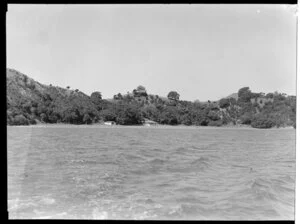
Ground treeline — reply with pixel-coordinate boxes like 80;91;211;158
6;69;296;129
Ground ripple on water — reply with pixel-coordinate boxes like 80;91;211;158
174;186;203;193
245;178;278;202
149;158;167;165
8;126;295;219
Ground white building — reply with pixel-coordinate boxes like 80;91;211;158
143;119;158;126
104;121;116;125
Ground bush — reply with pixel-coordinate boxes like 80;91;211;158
48;114;58;123
238;87;252;103
83;114;92;124
12;115;29;125
158;106;179;125
208;120;223;127
240;112;253;124
167;91;180;101
207;111;220;121
251;114;276;129
115;104;143;125
29;118;37;125
219;98;230;108
100;109;117;122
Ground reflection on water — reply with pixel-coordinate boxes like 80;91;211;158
7;126;295;220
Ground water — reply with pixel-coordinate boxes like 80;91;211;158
7;125;295;220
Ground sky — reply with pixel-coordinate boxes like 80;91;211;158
7;4;297;101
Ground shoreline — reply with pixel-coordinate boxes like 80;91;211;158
7;123;295;130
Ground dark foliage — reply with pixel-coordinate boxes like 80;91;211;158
7;69;296;128
167;91;180;101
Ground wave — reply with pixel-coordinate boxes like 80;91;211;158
39;197;56;205
280;175;295;183
149;158;167;165
178;203;208;218
64;159;99;165
92;208;109;219
176;196;207;204
174;186;202;193
128;140;143;146
124;154;145;161
173;147;188;155
165;156;212;173
130;169;149;175
190;156;211;169
249;178;278;201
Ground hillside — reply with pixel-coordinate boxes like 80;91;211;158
225;93;238;100
7;68;100;125
6;68;296;128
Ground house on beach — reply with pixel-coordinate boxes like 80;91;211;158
143;119;158;126
104;121;116;126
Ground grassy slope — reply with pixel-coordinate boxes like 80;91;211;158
7;68;99;124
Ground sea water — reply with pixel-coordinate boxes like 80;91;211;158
7;125;295;220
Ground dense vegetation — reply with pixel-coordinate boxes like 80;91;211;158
7;68;296;129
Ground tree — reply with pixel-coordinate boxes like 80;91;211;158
83;114;92;124
40;113;47;122
113;93;123;100
91;92;103;109
266;93;274;99
115;103;143;125
133;85;147;97
48;114;58;123
66;86;70;89
13;115;29;125
158;106;179;125
133;89;137;96
137;85;146;92
238;87;252;103
228;97;237;105
91;91;102;100
167;91;180;101
251;114;276;129
141;104;159;121
240;112;253;124
219;98;230;109
22;101;32;114
100;109;117;122
207;110;220;121
190;109;208;126
117;93;123;99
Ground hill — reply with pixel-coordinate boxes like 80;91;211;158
7;68;101;125
6;68;296;128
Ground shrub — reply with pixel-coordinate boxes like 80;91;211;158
207;111;220;121
219;98;230;108
83;114;92;124
115;103;143;125
167;91;180;101
208;120;223;127
29;118;37;125
240;112;253;124
251;114;276;129
238;87;252;103
13;115;29;125
100;109;117;122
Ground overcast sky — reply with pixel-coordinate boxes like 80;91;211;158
7;4;297;101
